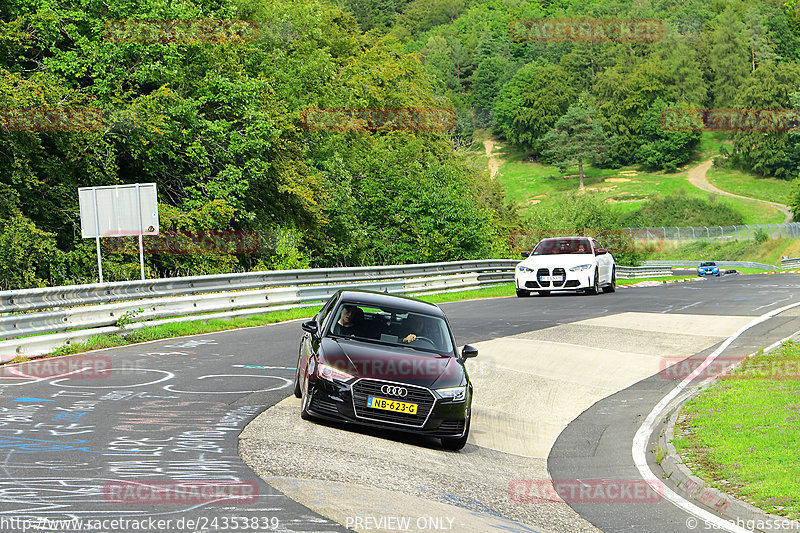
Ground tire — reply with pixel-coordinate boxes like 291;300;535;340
441;413;470;451
293;362;302;398
516;288;531;297
585;269;600;295
300;378;313;421
537;291;551;296
603;267;616;293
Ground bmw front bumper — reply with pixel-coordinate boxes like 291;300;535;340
515;267;594;292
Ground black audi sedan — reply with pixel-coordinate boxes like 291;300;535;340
293;289;477;450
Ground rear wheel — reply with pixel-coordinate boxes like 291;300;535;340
441;413;470;451
603;267;616;293
516;288;531;297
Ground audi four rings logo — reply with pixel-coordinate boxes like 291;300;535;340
381;385;408;397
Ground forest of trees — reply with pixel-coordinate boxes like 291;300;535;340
2;0;800;289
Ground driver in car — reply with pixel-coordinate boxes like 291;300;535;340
402;314;431;344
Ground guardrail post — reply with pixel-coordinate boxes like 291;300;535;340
706;227;710;242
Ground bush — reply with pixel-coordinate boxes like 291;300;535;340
621;191;745;227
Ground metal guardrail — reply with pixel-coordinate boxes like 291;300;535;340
643;260;777;270
781;257;800;269
0;259;681;359
616;266;673;279
627;223;800;243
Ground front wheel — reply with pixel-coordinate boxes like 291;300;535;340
300;378;313;420
293;358;302;398
516;288;531;297
441;413;470;451
585;269;600;295
602;267;616;293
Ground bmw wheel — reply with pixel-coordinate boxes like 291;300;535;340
603;267;616;293
516;288;531;297
586;269;600;295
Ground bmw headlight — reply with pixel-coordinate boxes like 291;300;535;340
317;363;354;382
569;264;593;271
517;265;534;273
436;386;466;401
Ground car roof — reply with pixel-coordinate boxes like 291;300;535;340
336;289;445;317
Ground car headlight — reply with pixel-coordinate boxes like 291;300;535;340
517;265;534;272
436;386;466;401
317;363;354;382
569;264;593;271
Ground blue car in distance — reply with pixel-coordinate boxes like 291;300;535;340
697;261;720;276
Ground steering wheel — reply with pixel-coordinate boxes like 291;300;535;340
410;336;437;348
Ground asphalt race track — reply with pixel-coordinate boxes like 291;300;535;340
1;274;799;533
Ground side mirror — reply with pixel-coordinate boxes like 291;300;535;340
301;321;318;337
595;248;608;255
461;345;478;359
521;251;531;258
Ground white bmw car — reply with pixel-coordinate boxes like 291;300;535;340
515;237;616;297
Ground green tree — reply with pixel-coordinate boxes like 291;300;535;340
710;8;751;107
729;62;800;178
493;62;576;152
636;100;702;172
541;102;609;189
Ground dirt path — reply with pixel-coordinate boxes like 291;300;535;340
484;139;500;179
687;159;793;223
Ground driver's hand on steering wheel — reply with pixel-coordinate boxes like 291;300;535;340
402;333;416;343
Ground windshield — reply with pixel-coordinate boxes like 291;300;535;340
326;302;454;354
532;238;593;255
700;262;716;267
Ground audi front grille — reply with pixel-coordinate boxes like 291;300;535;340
351;379;436;428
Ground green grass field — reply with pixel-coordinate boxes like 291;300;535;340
673;341;800;519
481;131;786;225
706;166;794;205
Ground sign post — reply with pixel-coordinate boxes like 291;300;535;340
78;183;159;282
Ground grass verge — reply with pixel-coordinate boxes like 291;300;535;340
673;340;800;520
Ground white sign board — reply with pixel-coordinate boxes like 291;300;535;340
79;183;159;238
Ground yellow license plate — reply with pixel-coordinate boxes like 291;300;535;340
367;396;418;415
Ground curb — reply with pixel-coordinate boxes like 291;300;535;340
656;340;800;532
